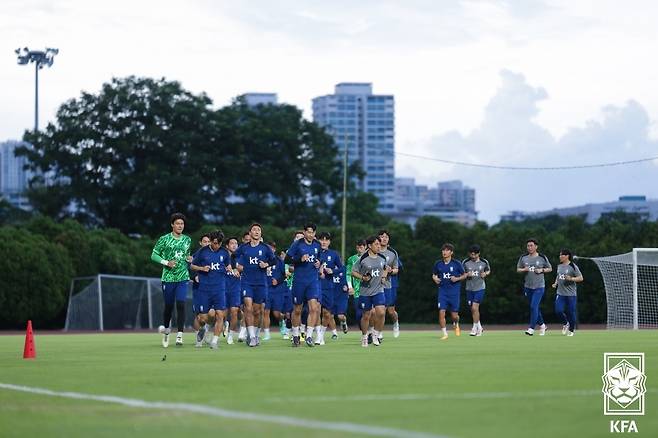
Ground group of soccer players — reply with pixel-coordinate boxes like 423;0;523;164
151;213;584;348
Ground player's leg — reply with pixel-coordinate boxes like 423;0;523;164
524;287;538;335
534;287;546;335
242;284;257;346
262;294;272;341
566;296;577;336
159;282;176;347
173;281;187;346
290;280;306;347
555;295;568;334
359;296;373;347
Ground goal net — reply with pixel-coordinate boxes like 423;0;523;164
586;248;658;329
64;274;193;331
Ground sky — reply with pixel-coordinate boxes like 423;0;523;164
2;0;658;223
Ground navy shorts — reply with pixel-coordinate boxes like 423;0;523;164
384;287;397;307
292;279;320;305
438;290;460;312
321;287;334;310
467;289;485;305
282;288;293;313
242;283;268;305
358;292;386;311
162;281;188;305
333;289;349;315
266;285;285;312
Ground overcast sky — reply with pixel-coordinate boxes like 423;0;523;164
2;0;658;223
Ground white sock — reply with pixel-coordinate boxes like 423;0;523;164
315;325;322;336
247;326;256;338
332;329;338;336
264;328;270;335
177;331;183;337
229;330;236;337
292;326;300;336
307;326;314;338
368;327;374;334
301;324;306;333
373;329;380;338
442;327;448;335
212;335;219;344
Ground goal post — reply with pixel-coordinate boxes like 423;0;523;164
585;248;658;330
64;274;193;331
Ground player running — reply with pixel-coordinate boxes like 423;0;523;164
151;213;192;348
287;223;322;347
346;239;367;332
263;242;286;341
462;244;491;337
191;230;231;349
517;238;552;336
190;233;211;346
378;230;399;341
317;232;343;345
351;235;389;347
432;243;467;341
236;223;277;347
224;237;242;344
552;248;583;337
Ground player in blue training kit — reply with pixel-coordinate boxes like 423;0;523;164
224;237;242;344
432;243;467;340
317;232;343;345
236;223;277;347
332;263;349;336
287;222;322;347
263;242;286;341
190;233;211;346
191;230;232;349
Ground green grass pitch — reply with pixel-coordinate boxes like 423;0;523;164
0;329;656;438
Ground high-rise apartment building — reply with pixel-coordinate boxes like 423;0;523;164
0;140;31;209
312;83;395;212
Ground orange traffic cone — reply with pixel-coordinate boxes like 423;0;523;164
23;320;36;359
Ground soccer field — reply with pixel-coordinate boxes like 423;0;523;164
0;329;656;438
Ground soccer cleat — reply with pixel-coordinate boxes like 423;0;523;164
378;337;383;344
440;334;449;341
393;322;400;338
210;339;218;350
367;334;373;344
226;334;234;345
361;336;369;347
562;323;569;335
455;325;461;337
175;332;183;346
331;333;338;340
223;321;229;337
476;327;483;337
538;324;547;336
469;327;478;336
305;336;315;348
525;328;534;336
372;335;380;346
283;330;290;340
238;326;247;342
248;337;258;347
263;331;271;341
203;329;213;345
196;329;205;344
341;321;348;334
566;331;574;337
292;335;301;347
300;331;306;340
162;333;170;348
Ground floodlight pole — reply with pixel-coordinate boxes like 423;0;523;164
34;61;39;132
15;47;59;132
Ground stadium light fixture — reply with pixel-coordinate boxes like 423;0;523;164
15;46;60;132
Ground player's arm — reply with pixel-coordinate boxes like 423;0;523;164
151;237;176;268
516;257;528;273
566;265;584;283
450;263;467;282
431;263;440;285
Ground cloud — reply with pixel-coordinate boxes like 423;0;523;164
405;70;658;223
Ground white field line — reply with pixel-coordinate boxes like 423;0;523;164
0;382;448;438
265;388;633;403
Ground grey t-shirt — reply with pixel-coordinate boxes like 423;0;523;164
517;254;552;289
556;263;582;296
379;247;398;289
463;258;491;291
352;253;387;297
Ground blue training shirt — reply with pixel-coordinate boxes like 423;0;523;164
319;248;342;291
238;242;277;286
286;238;322;283
192;246;230;289
432;259;464;294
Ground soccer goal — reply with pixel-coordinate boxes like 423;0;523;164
64;274;193;331
586;248;658;329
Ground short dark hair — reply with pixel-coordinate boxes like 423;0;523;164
560;248;573;261
242;231;250;238
527;238;539;245
378;229;390;238
365;235;381;246
303;222;317;232
294;230;304;238
226;236;239;246
199;233;211;242
441;243;455;252
170;212;186;225
208;230;224;244
469;244;481;253
318;231;331;240
268;241;277;249
356;239;366;247
249;223;262;231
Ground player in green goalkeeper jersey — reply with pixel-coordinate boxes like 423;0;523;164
345;239;367;327
151;213;192;348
